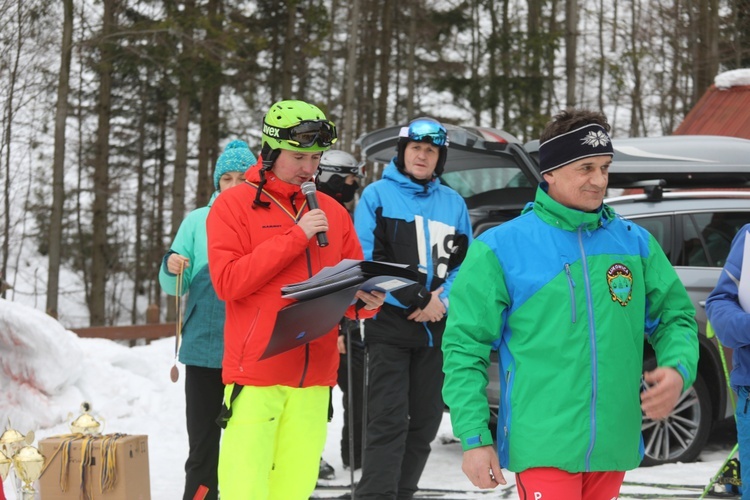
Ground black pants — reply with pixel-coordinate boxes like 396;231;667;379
184;365;223;500
338;334;365;469
354;343;445;500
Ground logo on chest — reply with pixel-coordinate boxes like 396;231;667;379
606;263;633;307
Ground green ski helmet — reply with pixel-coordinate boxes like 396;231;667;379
253;100;337;209
262;100;337;153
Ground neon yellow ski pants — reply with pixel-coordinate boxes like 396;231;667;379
217;384;329;499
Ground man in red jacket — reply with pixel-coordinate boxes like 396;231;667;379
206;100;383;500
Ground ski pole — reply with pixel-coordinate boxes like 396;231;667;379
346;319;355;495
699;321;738;499
709;321;736;411
361;319;368;475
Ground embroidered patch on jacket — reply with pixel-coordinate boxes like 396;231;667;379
607;263;632;306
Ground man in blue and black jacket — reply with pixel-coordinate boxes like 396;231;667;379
353;117;472;499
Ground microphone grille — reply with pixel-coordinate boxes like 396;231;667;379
300;181;316;196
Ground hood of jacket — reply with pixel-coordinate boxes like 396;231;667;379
382;160;442;196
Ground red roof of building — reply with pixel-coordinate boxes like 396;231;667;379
674;84;750;139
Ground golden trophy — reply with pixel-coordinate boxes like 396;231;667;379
69;401;103;435
0;426;28;458
12;445;45;500
0;449;10;481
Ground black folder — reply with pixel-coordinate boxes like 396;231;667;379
280;259;417;300
259;285;359;360
260;260;418;360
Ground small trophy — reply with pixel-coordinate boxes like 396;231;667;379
12;445;45;500
0;426;29;458
70;401;103;435
0;449;10;481
0;423;39;499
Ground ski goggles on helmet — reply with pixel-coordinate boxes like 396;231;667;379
263;119;338;148
399;118;449;147
319;162;366;178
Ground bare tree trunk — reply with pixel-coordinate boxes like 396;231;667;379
75;6;90;306
526;0;543;138
359;2;377;140
197;86;220;205
597;0;606;110
157;71;172;320
196;0;223;206
628;0;644;136
406;0;417;118
131;73;149;324
282;0;297;98
376;0;393;129
545;0;558;117
1;0;24;299
565;0;578;107
692;0;719;104
170;0;195;242
325;0;338;111
90;0;116;326
487;0;499;127
342;0;360;150
470;0;481;124
501;0;511;127
47;0;74;318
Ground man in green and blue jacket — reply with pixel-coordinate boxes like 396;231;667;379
442;109;698;500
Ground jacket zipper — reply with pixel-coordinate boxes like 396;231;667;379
291;193;313;386
299;344;310;387
237;309;260;371
504;369;513;438
579;227;598;472
564;263;577;323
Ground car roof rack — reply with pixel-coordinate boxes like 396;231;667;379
605;189;750;204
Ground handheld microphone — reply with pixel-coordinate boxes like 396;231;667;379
300;181;329;247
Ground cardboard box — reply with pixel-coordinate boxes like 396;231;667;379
38;434;150;500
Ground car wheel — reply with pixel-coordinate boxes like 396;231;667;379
640;370;712;466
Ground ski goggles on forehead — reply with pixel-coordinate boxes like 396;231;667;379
399;119;449;147
265;119;338;148
319;161;366;178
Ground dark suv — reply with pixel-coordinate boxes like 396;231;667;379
358;128;750;465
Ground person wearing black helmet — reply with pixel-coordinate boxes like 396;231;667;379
317;149;365;206
316;149;367;473
353;117;473;499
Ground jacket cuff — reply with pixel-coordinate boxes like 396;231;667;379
162;250;177;276
675;362;690;392
414;286;432;310
459;428;495;451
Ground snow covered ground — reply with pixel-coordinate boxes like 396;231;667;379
0;298;738;499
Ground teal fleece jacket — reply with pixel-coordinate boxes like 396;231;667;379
442;185;698;473
159;192;225;369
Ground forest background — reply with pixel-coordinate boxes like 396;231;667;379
0;0;747;328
